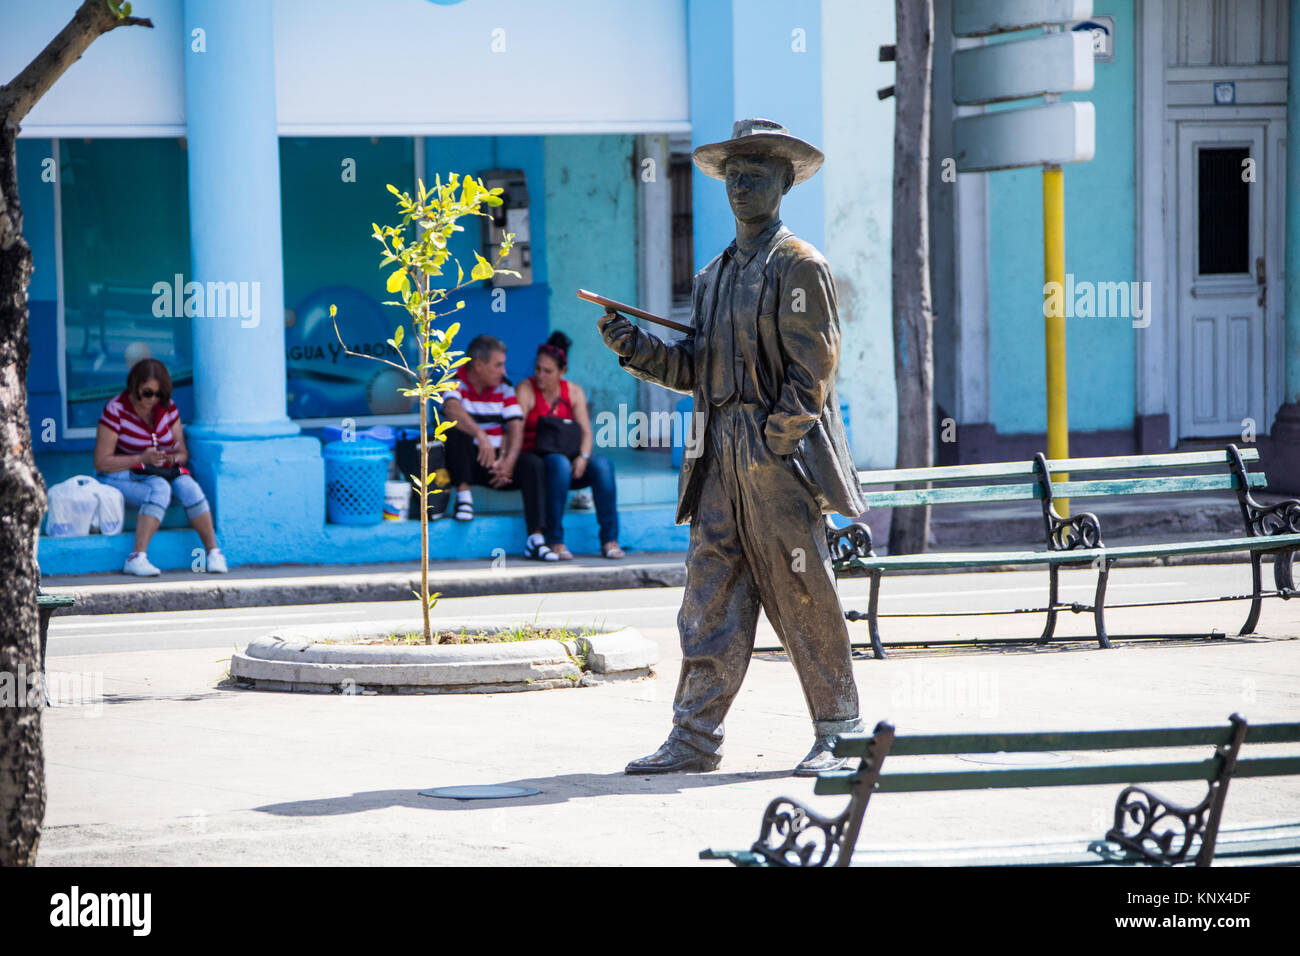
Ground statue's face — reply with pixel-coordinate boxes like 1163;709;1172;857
725;154;790;224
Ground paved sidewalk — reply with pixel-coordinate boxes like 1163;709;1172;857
35;580;1300;867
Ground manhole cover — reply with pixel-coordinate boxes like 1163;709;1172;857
419;785;541;800
957;751;1072;766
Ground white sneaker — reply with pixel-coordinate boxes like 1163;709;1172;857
206;548;228;574
570;489;594;510
123;552;161;576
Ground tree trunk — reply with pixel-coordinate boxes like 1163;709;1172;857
0;0;153;867
887;0;936;556
0;124;46;867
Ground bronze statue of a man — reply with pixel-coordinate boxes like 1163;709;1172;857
600;118;868;776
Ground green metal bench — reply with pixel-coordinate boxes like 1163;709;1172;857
37;585;76;706
701;714;1300;867
824;444;1300;658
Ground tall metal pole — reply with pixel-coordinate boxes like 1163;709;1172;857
1043;162;1070;514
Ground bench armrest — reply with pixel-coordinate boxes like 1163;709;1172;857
826;518;874;561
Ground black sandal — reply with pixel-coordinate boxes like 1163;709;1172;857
453;499;474;521
524;539;559;562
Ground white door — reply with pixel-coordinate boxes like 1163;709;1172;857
1176;122;1269;438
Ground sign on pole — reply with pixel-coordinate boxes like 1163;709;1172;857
953;30;1094;105
954;0;1092;37
948;0;1097;512
954;101;1095;173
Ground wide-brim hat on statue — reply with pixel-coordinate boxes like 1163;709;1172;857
692;118;825;185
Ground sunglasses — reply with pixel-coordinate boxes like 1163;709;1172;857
137;388;164;399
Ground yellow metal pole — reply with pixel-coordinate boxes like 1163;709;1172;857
1043;163;1070;515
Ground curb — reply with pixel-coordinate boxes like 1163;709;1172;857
45;561;688;616
230;621;656;694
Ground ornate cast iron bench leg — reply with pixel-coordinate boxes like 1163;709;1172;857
866;569;886;659
1241;552;1265;636
1277;550;1297;597
1039;565;1061;644
1093;557;1112;649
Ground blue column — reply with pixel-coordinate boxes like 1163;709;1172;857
181;0;323;565
1286;0;1300;405
184;0;296;437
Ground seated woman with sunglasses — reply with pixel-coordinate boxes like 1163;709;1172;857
93;358;227;576
515;332;623;560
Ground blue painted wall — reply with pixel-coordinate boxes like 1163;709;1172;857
688;0;825;271
688;0;737;270
422;135;550;390
543;134;640;420
731;0;825;250
986;0;1137;435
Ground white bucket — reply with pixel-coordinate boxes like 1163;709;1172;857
383;480;409;520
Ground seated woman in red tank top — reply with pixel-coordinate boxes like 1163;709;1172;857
515;332;623;559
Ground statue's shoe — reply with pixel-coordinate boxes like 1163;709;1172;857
792;735;850;777
625;739;721;775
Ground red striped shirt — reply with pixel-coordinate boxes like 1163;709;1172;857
444;367;521;450
99;392;185;471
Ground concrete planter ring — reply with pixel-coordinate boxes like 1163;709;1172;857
230;619;657;694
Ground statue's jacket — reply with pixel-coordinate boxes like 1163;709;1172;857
619;224;868;525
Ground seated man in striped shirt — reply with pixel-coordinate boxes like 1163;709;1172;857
441;334;554;561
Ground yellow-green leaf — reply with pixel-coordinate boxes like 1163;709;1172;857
470;252;494;282
386;270;409;294
392;325;404;348
329;304;337;318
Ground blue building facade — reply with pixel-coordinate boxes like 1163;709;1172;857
15;0;1293;575
11;0;897;573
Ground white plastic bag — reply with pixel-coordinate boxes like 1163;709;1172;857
85;479;125;535
45;476;99;537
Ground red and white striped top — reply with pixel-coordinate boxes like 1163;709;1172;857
99;391;184;468
444;366;521;450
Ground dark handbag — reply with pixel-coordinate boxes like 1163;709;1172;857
534;417;584;458
135;463;182;480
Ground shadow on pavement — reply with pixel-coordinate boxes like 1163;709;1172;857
252;769;795;817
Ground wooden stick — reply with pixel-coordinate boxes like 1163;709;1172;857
576;289;692;335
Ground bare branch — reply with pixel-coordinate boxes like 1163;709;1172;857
0;1;154;126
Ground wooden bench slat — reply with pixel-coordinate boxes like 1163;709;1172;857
835;725;1245;758
1243;724;1300;744
856;448;1260;487
872;760;1220;793
857;472;1266;508
1231;756;1300;778
1044;448;1259;473
859;462;1038;485
1052;473;1264;498
814;759;1220;796
860;483;1041;508
838;532;1300;571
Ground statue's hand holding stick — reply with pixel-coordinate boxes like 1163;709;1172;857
578;289;690;358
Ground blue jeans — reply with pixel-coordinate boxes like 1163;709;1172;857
542;453;618;545
97;471;210;523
